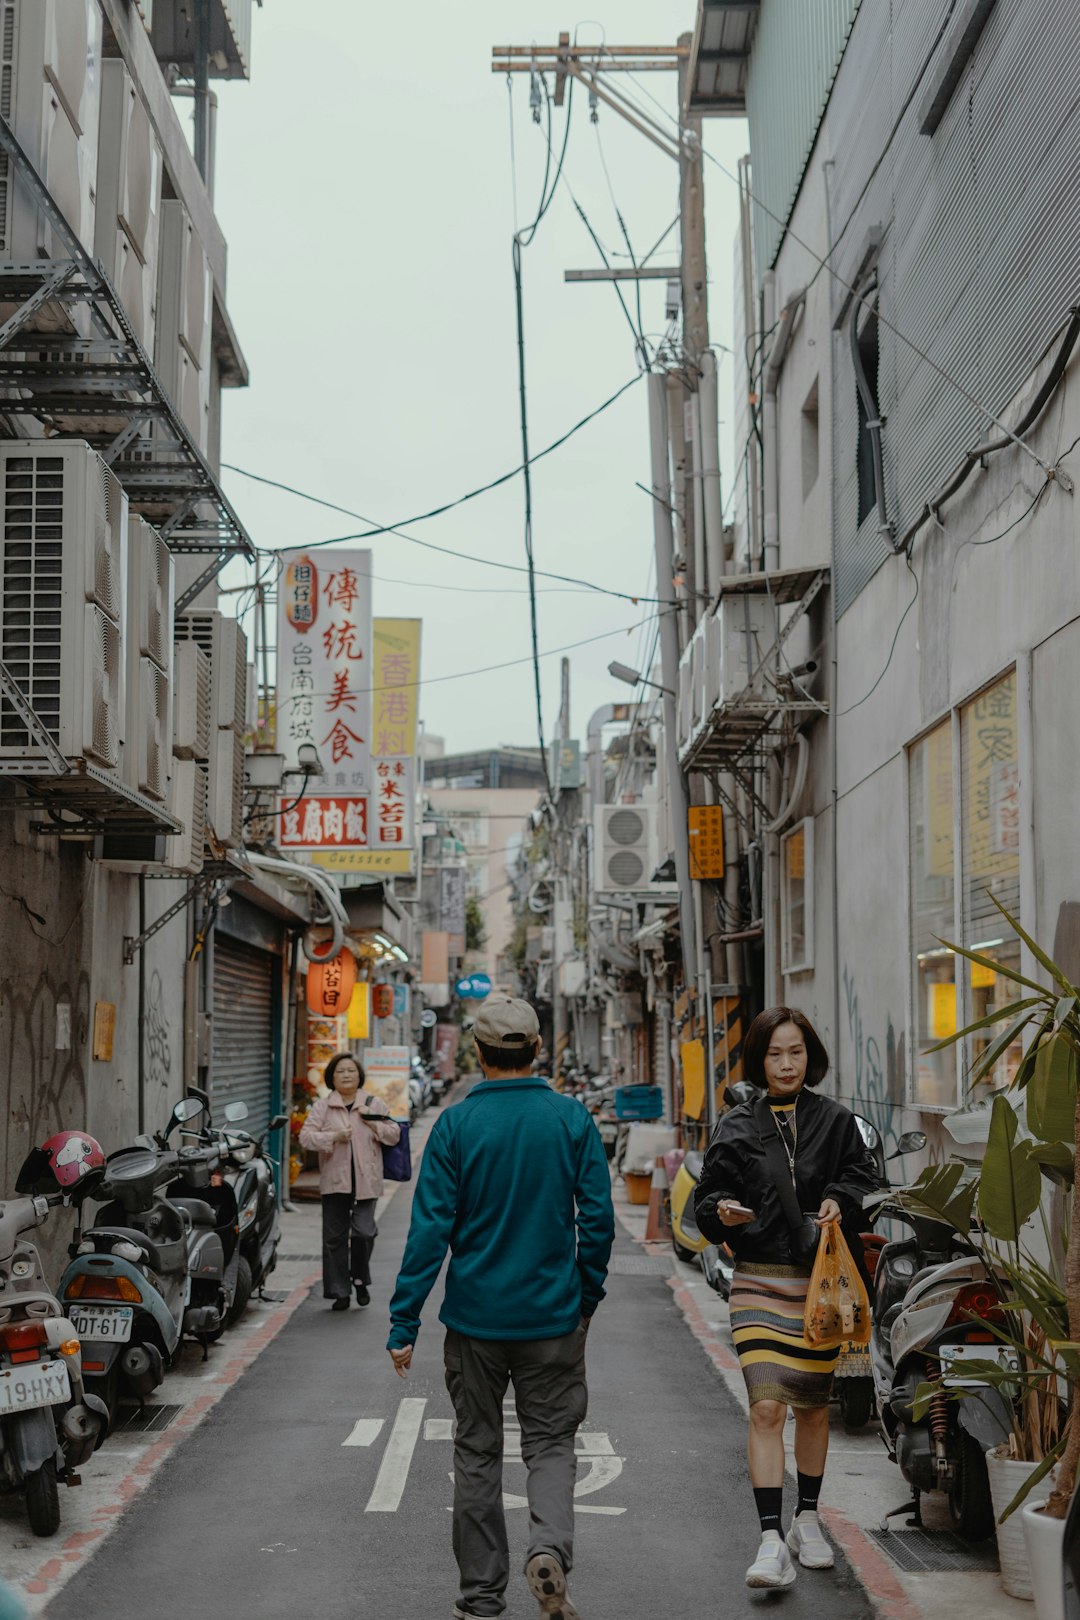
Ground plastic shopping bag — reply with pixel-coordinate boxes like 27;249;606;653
804;1222;871;1348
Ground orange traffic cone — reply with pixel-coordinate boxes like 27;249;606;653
644;1155;672;1243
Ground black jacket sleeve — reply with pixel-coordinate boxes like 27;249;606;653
693;1123;747;1245
823;1110;880;1222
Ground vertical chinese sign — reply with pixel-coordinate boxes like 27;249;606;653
277;546;374;796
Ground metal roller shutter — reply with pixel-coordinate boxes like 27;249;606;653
211;936;275;1137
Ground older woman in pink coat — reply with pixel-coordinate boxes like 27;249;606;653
299;1053;401;1310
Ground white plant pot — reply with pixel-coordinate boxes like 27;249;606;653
986;1447;1052;1600
1021;1499;1067;1620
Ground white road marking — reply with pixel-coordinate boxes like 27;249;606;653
365;1397;427;1512
342;1418;385;1448
424;1417;455;1441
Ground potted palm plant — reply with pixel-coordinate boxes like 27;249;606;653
904;898;1079;1614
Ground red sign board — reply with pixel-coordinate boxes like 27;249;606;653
279;796;368;849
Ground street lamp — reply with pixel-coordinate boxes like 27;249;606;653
607;660;673;696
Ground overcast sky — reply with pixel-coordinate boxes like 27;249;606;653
212;3;748;756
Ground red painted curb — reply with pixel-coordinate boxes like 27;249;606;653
821;1507;923;1620
666;1274;741;1373
20;1265;321;1602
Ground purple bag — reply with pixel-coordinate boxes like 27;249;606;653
381;1120;412;1183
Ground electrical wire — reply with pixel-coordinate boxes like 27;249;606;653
837;552;920;717
593;120;649;365
222;372;642;546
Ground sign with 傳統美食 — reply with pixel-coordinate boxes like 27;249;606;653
277;549;373;794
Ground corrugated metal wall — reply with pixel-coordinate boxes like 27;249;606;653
746;0;863;274
211;936;275;1136
829;0;1080;614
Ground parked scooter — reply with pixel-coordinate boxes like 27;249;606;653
832;1121;926;1431
215;1102;287;1323
871;1196;1016;1541
2;1134;110;1535
668;1081;758;1299
57;1097;224;1422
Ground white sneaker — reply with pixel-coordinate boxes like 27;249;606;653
786;1512;835;1569
745;1532;797;1588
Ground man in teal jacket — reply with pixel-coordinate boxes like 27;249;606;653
387;996;614;1620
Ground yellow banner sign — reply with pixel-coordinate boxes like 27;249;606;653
311;848;415;874
372;618;421;758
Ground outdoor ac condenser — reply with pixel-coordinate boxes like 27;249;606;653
173;639;212;761
593;803;658;893
0;441;127;769
122;516;173;803
163;756;207;876
208;727;244;848
95;59;163;350
175;612;247;734
155;200;212;450
714;592;775;705
0;0;103;269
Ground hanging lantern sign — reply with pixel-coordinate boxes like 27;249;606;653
306;948;357;1018
371;983;395;1019
346;982;370;1041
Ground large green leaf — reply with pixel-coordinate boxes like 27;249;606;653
895;1162;979;1236
927;996;1044;1054
1028;1140;1076;1190
979;1095;1042;1241
937;937;1048;997
1027;1036;1080;1143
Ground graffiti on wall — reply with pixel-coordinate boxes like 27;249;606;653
842;964;905;1152
144;969;173;1099
1;971;90;1181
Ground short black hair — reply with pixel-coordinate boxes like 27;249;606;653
324;1052;365;1091
475;1035;540;1073
743;1006;829;1089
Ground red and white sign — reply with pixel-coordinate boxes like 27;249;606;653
279;796;368;850
277;548;373;794
372;758;415;848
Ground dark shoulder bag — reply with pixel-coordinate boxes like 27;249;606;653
754;1097;820;1265
358;1109;412;1182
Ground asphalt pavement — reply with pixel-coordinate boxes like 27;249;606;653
43;1141;874;1620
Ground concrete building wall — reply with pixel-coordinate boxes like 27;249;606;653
428;788;535;982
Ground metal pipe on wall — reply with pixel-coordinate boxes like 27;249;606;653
689;391;707;624
648;372;699;1019
700;351;725;589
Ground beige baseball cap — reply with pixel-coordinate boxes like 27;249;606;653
473;996;541;1050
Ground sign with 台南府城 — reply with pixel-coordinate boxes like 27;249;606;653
372;619;421;758
277;548;373;793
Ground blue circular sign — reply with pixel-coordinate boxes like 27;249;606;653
454;973;493;1001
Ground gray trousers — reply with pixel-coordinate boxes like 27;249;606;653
320;1194;377;1299
443;1324;588;1618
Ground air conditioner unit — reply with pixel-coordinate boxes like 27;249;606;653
175;611;247;734
128;657;170;801
173;638;211;760
593;804;663;894
715;592;776;705
122;517;173;802
0;442;127;767
0;0;103;271
163;755;207;875
128;516;173;672
207;726;244;847
95;61;163;350
155;200;212;451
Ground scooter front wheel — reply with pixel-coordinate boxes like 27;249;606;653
948;1431;995;1542
838;1378;875;1431
25;1459;60;1537
672;1235;699;1264
227;1255;253;1327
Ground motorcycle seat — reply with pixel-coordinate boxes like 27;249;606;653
171;1196;218;1230
84;1225;170;1273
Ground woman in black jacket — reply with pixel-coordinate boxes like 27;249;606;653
694;1006;878;1592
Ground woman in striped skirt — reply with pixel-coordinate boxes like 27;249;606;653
695;1007;878;1592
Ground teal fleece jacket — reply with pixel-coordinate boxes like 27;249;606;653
387;1077;615;1350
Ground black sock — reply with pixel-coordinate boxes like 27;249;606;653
796;1470;823;1516
753;1486;783;1534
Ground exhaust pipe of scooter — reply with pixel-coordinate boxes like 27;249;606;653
120;1342;164;1396
183;1305;221;1338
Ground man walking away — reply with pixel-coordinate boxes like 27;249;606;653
387;997;615;1620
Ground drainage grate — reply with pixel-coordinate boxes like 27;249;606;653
113;1404;183;1436
278;1253;321;1262
869;1528;1000;1573
608;1254;675;1276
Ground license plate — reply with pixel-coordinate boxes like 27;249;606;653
0;1360;71;1415
69;1305;133;1343
940;1342;1019;1387
836;1351;871;1377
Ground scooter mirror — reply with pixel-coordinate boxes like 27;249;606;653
855;1116;883;1152
267;1115;289;1132
892;1130;928;1156
224;1101;249;1123
170;1096;206;1131
724;1081;758;1110
133;1133;155;1150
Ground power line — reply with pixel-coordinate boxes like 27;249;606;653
222;372;642;546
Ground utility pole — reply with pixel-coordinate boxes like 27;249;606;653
551;657;571;1080
677;32;709;369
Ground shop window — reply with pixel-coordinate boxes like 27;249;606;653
960;671;1021;1091
909;719;958;1107
781;819;813;974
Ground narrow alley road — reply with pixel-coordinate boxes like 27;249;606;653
38;1152;874;1620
